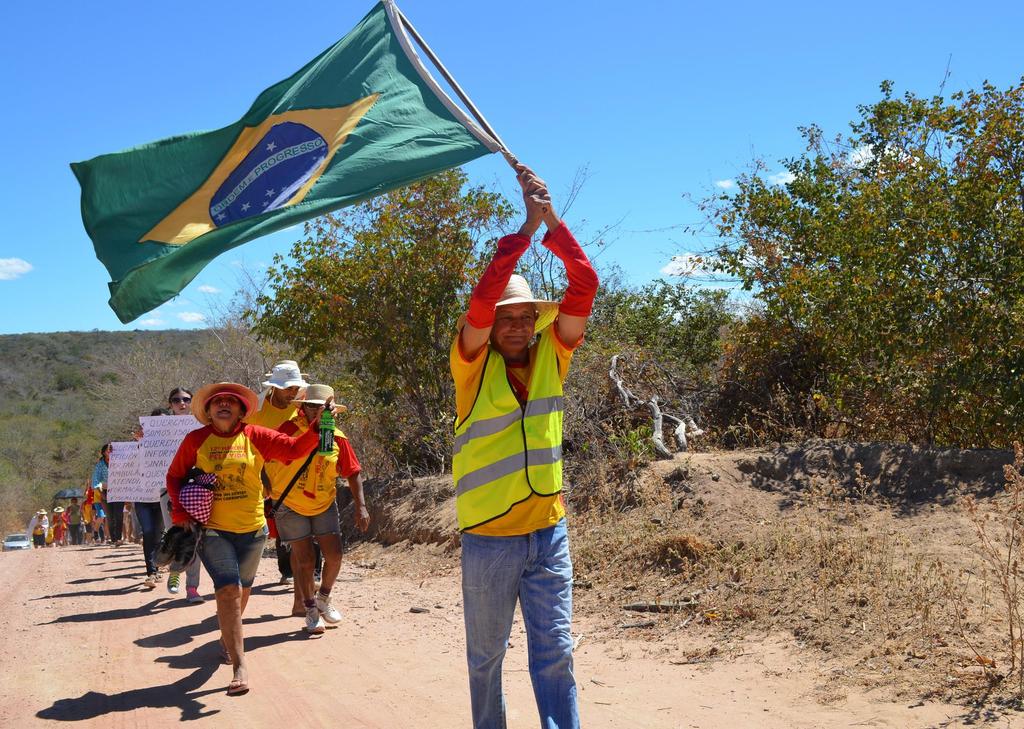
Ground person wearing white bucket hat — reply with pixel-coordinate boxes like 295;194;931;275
451;163;599;729
248;359;318;609
27;509;49;548
252;360;311;428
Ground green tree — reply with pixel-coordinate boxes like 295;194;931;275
251;169;515;473
708;78;1024;447
589;280;732;378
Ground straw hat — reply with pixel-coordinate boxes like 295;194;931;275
192;382;259;425
458;275;559;334
53;506;65;514
261;360;310;390
293;384;347;412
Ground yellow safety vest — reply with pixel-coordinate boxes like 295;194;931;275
452;330;564;531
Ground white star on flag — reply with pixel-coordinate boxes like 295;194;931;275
241;202;251;211
266;142;277;152
266;189;276;197
216;213;227;221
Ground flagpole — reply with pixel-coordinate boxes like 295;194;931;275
393;7;519;170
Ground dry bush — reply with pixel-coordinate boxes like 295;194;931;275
88;319;289;438
954;442;1024;696
648;533;711;573
561;345;711;513
572;464;952;689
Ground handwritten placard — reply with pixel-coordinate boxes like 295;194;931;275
106;441;147;502
139;415;205;502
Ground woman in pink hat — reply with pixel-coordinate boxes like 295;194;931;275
166;382;324;696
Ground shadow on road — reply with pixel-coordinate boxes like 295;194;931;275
100;563;143;573
136;611;290;650
33;583;156;601
85;552;137;560
136;614;220;649
38;597;172;623
249;583;294;597
36;643;224;722
67;572;145;585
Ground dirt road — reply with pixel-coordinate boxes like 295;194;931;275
1;543;968;728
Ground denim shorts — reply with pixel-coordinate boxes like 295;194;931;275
274;502;340;544
199;524;268;590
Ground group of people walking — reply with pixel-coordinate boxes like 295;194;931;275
30;163;595;728
163;365;370;695
27;470;108;547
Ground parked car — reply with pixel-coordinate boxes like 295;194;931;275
3;533;31;551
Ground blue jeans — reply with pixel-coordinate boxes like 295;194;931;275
107;502;125;542
461;519;578;729
199;525;268;590
134;502;164;576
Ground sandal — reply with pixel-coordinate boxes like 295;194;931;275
226;678;249;696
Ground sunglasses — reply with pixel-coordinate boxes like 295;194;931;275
170;397;192;404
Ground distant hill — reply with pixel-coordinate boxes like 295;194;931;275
0;329;211;532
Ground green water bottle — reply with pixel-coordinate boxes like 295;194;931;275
318;409;335;455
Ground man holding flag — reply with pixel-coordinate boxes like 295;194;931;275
451;164;598;729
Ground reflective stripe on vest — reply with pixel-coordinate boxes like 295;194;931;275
452;329;564;530
452;395;564;457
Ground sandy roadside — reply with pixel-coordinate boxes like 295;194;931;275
0;544;971;728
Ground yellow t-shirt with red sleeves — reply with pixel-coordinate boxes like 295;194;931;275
247;396;299;499
450;325;576;536
166;423;318;533
245;397;297;430
276;416;362;516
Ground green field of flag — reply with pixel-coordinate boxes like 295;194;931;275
72;0;497;323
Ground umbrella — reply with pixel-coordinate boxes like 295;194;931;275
53;488;84;500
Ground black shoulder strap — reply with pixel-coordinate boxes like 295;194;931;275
270;449;318;516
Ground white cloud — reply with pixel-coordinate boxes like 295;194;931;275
848;145;874;168
714;179;736;190
197;284;221;294
0;258;33;281
768;171;796;185
177;312;206;323
138;318;165;327
661;253;713;277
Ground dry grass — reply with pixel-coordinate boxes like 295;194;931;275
354;439;1020;710
568;450;1016;705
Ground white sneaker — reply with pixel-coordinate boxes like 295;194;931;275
315;592;341;624
304;606;325;634
142;575;157;589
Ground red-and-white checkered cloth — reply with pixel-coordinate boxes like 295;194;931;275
180;472;216;524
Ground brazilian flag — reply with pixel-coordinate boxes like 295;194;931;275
72;0;498;323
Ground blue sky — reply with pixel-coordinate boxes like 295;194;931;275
1;0;1021;334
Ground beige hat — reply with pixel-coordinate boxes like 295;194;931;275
293;384;347;412
459;275;559;334
53;507;65;514
192;382;259;425
261;360;310;390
